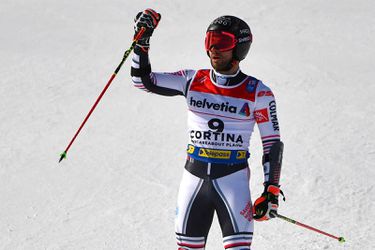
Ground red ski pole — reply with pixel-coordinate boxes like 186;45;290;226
273;213;346;243
59;27;146;163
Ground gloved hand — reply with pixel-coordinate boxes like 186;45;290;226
253;183;282;221
134;9;161;48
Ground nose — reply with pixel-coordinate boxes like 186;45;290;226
209;45;220;53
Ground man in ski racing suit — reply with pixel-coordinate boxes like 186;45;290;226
131;9;284;250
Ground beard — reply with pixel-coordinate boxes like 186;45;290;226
210;57;234;72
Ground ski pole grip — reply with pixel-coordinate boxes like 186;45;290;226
134;27;146;41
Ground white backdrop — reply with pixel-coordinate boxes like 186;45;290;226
1;0;374;249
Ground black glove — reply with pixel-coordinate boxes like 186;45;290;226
253;183;283;221
134;9;161;48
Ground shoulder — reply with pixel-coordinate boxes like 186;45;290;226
240;74;276;103
256;80;274;97
237;73;265;94
241;74;274;96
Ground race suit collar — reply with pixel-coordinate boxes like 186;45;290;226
211;68;247;86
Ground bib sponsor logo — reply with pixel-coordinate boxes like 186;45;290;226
236;151;247;159
187;145;195;154
190;130;244;144
239;103;250;117
190;97;237;113
254;108;269;123
198;148;231;159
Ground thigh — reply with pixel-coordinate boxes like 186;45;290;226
175;169;215;237
212;167;254;237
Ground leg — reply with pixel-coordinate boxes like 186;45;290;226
175;169;215;249
212;167;253;249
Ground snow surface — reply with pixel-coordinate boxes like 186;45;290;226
1;0;374;249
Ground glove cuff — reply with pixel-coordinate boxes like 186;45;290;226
266;185;280;196
264;183;286;202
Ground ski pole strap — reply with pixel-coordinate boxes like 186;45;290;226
279;189;286;201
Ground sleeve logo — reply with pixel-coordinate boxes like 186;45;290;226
257;90;274;97
254;108;269;123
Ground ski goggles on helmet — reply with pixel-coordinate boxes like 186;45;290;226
205;31;237;52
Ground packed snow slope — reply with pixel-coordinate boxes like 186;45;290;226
1;0;374;249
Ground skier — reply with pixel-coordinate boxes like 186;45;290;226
131;9;284;250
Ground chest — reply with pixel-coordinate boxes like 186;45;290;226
186;72;257;120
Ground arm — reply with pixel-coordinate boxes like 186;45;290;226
131;46;194;96
253;83;283;185
253;82;284;221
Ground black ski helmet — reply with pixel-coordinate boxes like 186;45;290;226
206;15;252;61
